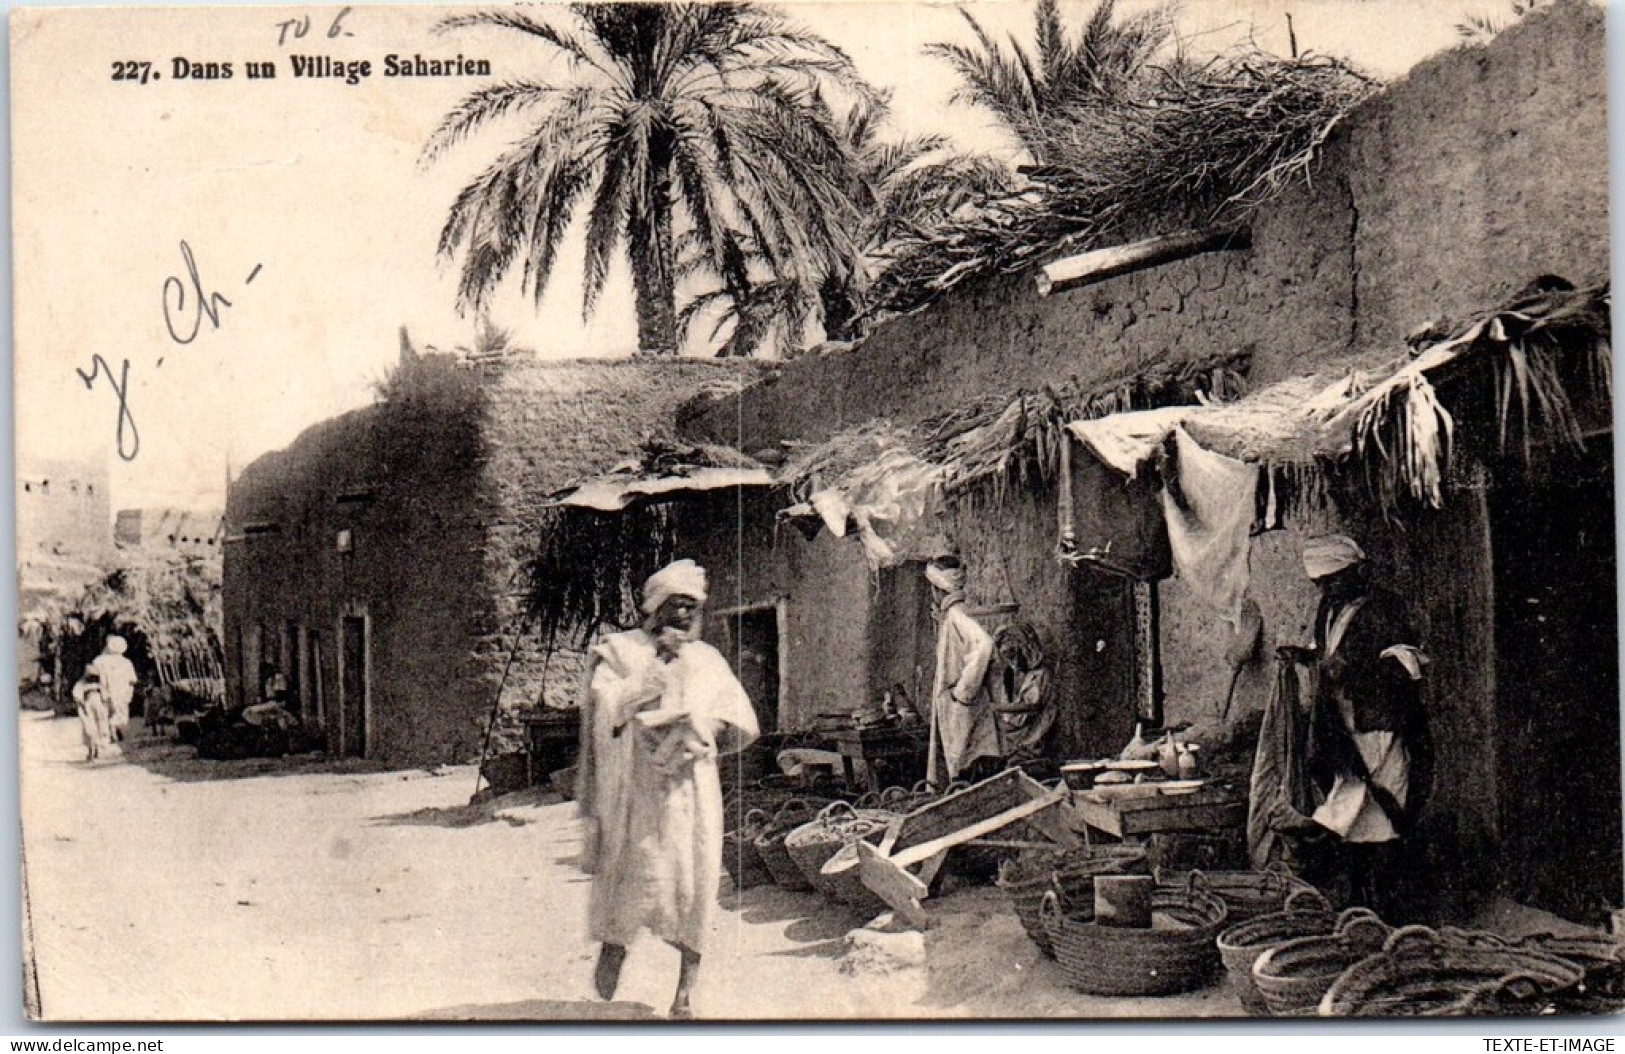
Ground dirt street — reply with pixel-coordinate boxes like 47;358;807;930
21;710;1239;1021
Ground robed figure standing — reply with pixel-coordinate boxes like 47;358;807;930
576;559;759;1019
924;557;1002;786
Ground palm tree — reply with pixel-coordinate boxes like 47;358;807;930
925;0;1173;164
679;91;1012;354
425;4;868;355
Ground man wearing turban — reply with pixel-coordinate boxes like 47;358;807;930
991;621;1056;770
90;636;138;744
1289;535;1433;917
924;556;1003;786
575;559;759;1018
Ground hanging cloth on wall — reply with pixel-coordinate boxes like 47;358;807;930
1247;654;1317;870
1161;427;1260;626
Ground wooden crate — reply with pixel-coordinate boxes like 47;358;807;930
1065;781;1246;838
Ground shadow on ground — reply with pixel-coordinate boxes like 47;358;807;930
370;786;562;829
108;721;393;783
724;885;866;944
412;998;660;1021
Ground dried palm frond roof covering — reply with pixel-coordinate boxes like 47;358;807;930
864;52;1377;318
1104;279;1612;511
771;347;1251;535
927;349;1251;500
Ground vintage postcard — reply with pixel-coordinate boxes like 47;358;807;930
12;0;1619;1023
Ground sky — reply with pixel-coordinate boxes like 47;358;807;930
10;0;1504;514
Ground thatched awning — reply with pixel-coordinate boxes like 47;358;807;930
543;438;773;512
1067;279;1612;511
546;466;774;512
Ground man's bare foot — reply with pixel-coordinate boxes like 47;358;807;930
669;943;700;1020
593;943;626;1001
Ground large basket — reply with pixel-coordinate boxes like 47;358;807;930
785;800;897;912
996;844;1149;958
1321;925;1585;1017
722;808;775;891
1251;908;1391;1016
1216;888;1336;1016
753;798;827;892
1040;884;1228;997
1155;864;1319;924
1519;932;1625;1012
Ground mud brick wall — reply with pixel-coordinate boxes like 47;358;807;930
673;4;1605;890
675;490;875;730
226;355;759;767
17;456;111;569
223;384;493;766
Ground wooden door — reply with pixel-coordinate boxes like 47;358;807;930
340;616;367;758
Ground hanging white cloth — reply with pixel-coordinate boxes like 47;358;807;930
1162;428;1260;625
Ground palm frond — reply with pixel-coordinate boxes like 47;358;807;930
421;81;576;165
436;10;613;80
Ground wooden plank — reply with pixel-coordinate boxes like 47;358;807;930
915;849;949;888
1107;783;1238;813
887;789;1068;869
1067;794;1125;838
1014;771;1082;848
1035;226;1251;297
856;840;934;930
1119;802;1246;837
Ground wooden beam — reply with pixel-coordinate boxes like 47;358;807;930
1035;226;1252;297
881;788;1068;869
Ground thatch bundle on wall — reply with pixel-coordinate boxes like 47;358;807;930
865;51;1377;318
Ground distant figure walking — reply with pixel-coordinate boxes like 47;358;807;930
90;636;138;743
71;671;110;762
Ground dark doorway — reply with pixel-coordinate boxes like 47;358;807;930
1490;451;1620;921
284;621;302;714
308;630;326;737
1065;564;1147;760
722;607;780;734
869;562;937;722
340;616;368;758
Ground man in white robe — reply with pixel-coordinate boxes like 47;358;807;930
71;671;110;762
576;559;759;1018
90;636;138;743
924;557;1002;786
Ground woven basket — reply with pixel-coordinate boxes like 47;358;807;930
753;798;827;892
1216;888;1335;1016
997;844;1149;958
722;808;775;891
1040;884;1228;997
1321;925;1585;1017
1251;908;1391;1016
1519;932;1625;1010
1156;864;1319;924
785;800;897;912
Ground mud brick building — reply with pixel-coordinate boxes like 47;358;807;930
223;345;757;765
668;5;1614;921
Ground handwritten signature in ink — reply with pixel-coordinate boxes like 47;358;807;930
76;355;139;462
163;239;261;345
80;240;263;461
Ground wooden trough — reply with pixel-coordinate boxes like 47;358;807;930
821;768;1077;929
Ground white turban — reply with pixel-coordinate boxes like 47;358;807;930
105;636;128;655
925;560;966;594
1302;534;1365;580
640;559;708;614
